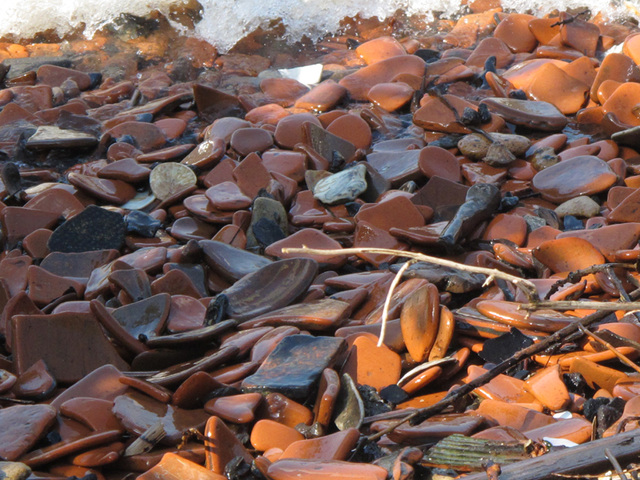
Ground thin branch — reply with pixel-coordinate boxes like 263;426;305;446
605;447;630;480
519;301;640;311
281;246;540;302
379;260;413;348
545;263;635;300
578;325;640;375
363;287;640;438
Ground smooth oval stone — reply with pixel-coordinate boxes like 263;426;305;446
267;459;388;480
205;182;252;211
476;300;578;333
67;173;136;204
481;97;568;131
555;196;601;218
149;162;197;201
400;283;440;363
533;236;605;273
100;158;158;183
230;127;274;156
0;405;57;461
200;240;272;282
47;206;125;253
313;164;368;205
113;391;210;445
205;392;263;424
217;258;318;322
172;371;225;409
138;451;225;480
532;155;617;203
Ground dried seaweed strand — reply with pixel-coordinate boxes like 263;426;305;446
281;246;540;302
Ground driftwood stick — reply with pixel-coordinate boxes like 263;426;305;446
281;246;540;302
519;300;640;311
462;427;640;480
364;287;640;430
578;325;640;375
545;263;634;300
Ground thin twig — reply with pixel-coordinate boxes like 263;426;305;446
605;447;630;480
578;325;640;375
519;301;640;311
363;287;640;438
379;260;413;348
545;263;635;300
607;267;640;324
281;246;540;302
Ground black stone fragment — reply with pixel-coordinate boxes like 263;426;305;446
478;327;534;364
379;384;410;405
251;217;286;247
125;210;161;238
414;49;440;62
47;205;125;253
241;334;345;399
563;372;588;395
358;385;392;417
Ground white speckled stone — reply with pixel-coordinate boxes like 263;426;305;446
313;163;368;204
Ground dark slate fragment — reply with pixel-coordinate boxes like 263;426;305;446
125;210;162;238
241;334;345;399
379;384;410;405
478;327;534;364
252;217;286;247
209;258;318;322
47;205;125;253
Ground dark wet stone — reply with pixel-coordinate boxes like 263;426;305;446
303;121;356;164
40;249;119;278
47;206;125;253
367;149;422;187
439;183;501;250
163;263;208;298
111;294;170;340
200;240;272;282
109;268;151;302
411;175;469;215
2;163;21;197
479;328;534;364
208;258;318;322
241;334;345;399
393;262;486;293
0;404;57;460
596;401;624;437
379;384;410;405
3;57;72;80
334;373;365;431
247;197;289;249
480;98;568;131
12;312;129;383
612;126;640;150
194;83;244;123
252;217;286;247
563;215;584;231
125;210;162;238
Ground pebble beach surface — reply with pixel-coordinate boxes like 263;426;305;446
1;2;640;479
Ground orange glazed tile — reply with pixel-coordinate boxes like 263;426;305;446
493;13;537;53
533;237;605;273
560;56;597;90
523;365;571;411
526;63;589;115
267;459;388;480
464;365;537;404
138;452;226;480
524;417;592;444
367;82;414;111
281;428;360;460
590;53;640;102
528;18;561;45
568;357;630;394
623;32;640;66
602;82;640;127
250;419;305;452
356;36;407;65
482;213;527;246
557;223;640;261
400;283;440;363
473;399;556;431
263;392;313;428
203;416;253;474
341;334;402;391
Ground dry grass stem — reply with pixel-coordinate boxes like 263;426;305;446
578;325;640;375
378;260;413;347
